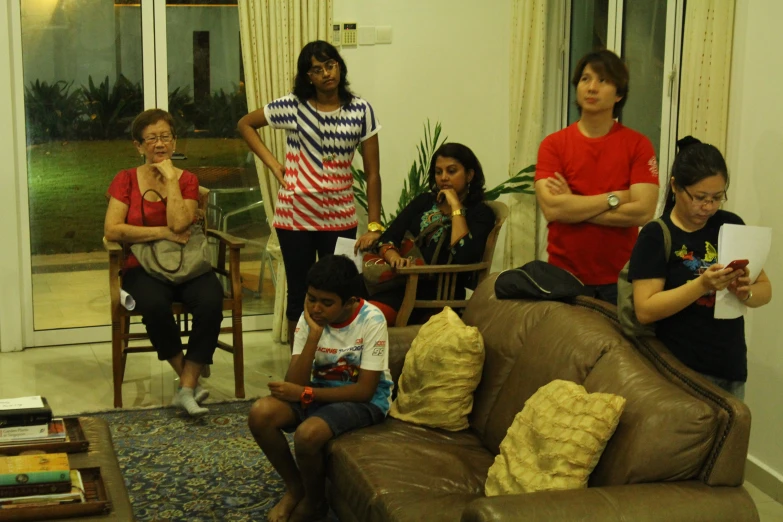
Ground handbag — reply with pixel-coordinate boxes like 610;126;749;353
130;189;213;285
495;260;585;301
363;221;450;296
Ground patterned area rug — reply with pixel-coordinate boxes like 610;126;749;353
87;400;290;522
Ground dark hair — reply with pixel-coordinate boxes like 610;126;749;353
131;109;175;143
427;143;486;206
306;254;360;304
292;40;354;106
571;49;629;118
664;136;729;211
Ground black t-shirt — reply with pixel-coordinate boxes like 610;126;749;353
628;209;747;381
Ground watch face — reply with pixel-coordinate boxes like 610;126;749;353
608;194;620;208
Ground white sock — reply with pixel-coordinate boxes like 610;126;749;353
173;387;208;416
194;385;209;404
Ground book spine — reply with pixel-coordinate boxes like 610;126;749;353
0;470;70;487
0;412;53;428
0;424;48;442
0;481;71;498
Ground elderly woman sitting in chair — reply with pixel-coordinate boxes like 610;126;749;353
366;143;496;325
104;108;223;416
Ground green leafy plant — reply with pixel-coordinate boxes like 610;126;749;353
196;83;248;138
168;85;196;137
23;80;84;144
351;120;535;227
80;74;143;140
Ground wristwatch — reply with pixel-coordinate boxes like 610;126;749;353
300;386;314;408
368;221;385;233
607;193;620;210
451;208;465;218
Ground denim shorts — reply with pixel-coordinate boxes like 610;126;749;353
699;372;746;401
285;400;386;437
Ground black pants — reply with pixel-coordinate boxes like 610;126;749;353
276;227;357;321
122;268;223;365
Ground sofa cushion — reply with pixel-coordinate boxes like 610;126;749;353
485;379;626;496
389;307;484;431
327;418;494;522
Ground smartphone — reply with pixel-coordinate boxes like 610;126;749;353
726;259;749;271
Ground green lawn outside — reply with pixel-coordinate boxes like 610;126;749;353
27;138;259;255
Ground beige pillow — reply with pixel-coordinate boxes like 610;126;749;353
485;379;626;496
389;307;484;431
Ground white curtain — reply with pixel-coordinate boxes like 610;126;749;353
503;0;549;269
677;0;735;153
238;0;332;343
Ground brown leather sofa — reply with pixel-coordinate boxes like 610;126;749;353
326;273;759;522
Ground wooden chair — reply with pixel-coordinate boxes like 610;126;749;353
103;187;247;408
393;200;509;327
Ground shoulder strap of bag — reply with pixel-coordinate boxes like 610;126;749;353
652;218;671;263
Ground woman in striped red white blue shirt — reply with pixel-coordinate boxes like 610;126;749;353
238;40;382;347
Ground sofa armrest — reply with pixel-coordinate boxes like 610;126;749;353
387;325;421;390
461;482;758;522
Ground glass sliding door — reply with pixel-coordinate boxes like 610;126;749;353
565;0;683;176
19;0;271;346
164;0;274;318
567;0;609;125
620;0;669;156
21;0;144;333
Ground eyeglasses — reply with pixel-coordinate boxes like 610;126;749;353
142;133;174;144
307;61;339;78
682;186;727;207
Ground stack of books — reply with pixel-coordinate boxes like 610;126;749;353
0;396;66;445
0;453;85;509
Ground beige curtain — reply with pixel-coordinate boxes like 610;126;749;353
238;0;332;342
503;0;549;269
677;0;735;152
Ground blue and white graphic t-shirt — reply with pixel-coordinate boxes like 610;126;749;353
292;299;393;415
264;94;381;232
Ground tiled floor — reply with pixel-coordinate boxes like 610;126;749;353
1;331;782;520
0;331;289;414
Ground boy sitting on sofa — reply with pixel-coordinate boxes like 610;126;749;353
248;254;393;522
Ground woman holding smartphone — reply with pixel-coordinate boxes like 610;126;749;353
628;137;772;399
238;40;382;346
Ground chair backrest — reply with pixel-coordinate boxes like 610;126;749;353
477;200;509;283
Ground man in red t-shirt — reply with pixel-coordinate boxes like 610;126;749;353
534;49;659;304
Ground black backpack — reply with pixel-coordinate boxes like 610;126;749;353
616;219;671;337
495;260;585;301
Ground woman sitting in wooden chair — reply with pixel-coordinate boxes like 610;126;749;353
366;143;496;325
104;109;223;416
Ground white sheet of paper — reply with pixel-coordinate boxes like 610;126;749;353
334;237;363;273
0;396;44;410
714;224;772;319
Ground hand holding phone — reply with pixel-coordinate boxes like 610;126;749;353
725;259;749;271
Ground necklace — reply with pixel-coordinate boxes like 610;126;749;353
315;99;342;163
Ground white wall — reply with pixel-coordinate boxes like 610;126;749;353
332;0;512;223
725;0;783;490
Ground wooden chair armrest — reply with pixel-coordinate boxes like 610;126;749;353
207;229;246;249
103;237;123;253
395;262;490;275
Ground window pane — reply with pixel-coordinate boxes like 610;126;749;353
22;0;144;330
620;0;669;155
165;1;273;317
568;0;609;124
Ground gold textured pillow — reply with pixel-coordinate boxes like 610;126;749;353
389;307;484;431
485;379;626;496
